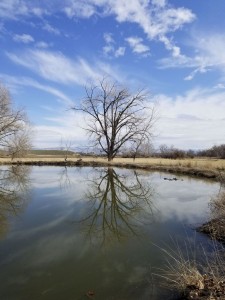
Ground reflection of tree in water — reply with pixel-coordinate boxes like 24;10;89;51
0;165;30;237
79;168;156;246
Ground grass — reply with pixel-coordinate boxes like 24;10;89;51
156;240;225;299
160;191;225;298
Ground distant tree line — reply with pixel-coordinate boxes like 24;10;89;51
120;144;225;160
197;144;225;159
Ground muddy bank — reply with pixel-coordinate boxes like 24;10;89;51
180;277;225;300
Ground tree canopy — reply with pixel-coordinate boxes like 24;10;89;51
73;79;156;161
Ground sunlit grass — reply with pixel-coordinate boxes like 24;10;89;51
1;156;224;171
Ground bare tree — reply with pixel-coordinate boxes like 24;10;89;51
0;83;32;159
60;138;73;162
72;78;156;161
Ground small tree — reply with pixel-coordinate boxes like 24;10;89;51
72;78;156;161
0;83;32;159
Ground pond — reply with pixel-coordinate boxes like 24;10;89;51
0;165;221;300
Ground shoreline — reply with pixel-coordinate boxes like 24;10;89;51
0;158;224;182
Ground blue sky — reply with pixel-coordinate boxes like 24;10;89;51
0;0;225;150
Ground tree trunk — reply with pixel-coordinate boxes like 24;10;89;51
108;153;113;161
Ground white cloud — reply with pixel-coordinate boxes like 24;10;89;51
64;1;95;18
103;32;125;58
126;36;150;56
155;88;225;149
6;49;121;85
0;0;195;56
13;33;34;44
95;0;195;56
115;47;125;57
33;110;87;149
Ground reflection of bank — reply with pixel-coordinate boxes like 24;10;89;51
79;167;156;246
0;165;31;238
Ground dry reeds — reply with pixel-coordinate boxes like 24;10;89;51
199;192;225;243
156;241;225;299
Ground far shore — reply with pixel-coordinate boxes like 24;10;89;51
1;156;225;181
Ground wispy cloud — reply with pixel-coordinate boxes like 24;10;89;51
6;49;122;85
159;33;225;82
35;41;52;49
115;47;125;58
126;36;150;56
0;0;46;19
42;22;61;36
13;33;34;44
0;73;73;105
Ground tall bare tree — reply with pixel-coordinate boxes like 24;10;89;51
72;78;156;161
0;83;32;159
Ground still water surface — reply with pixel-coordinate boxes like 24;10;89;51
0;166;220;299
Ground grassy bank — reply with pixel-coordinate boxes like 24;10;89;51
0;156;224;181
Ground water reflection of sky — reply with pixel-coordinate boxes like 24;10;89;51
0;166;221;300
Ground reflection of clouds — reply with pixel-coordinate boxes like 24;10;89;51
30;166;92;205
9;215;68;240
154;175;219;223
29;233;88;266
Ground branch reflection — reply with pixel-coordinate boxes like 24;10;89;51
80;168;156;246
0;165;31;237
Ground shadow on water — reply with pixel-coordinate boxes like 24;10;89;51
75;167;157;247
0;165;31;237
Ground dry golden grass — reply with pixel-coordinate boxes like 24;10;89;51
0;156;225;171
